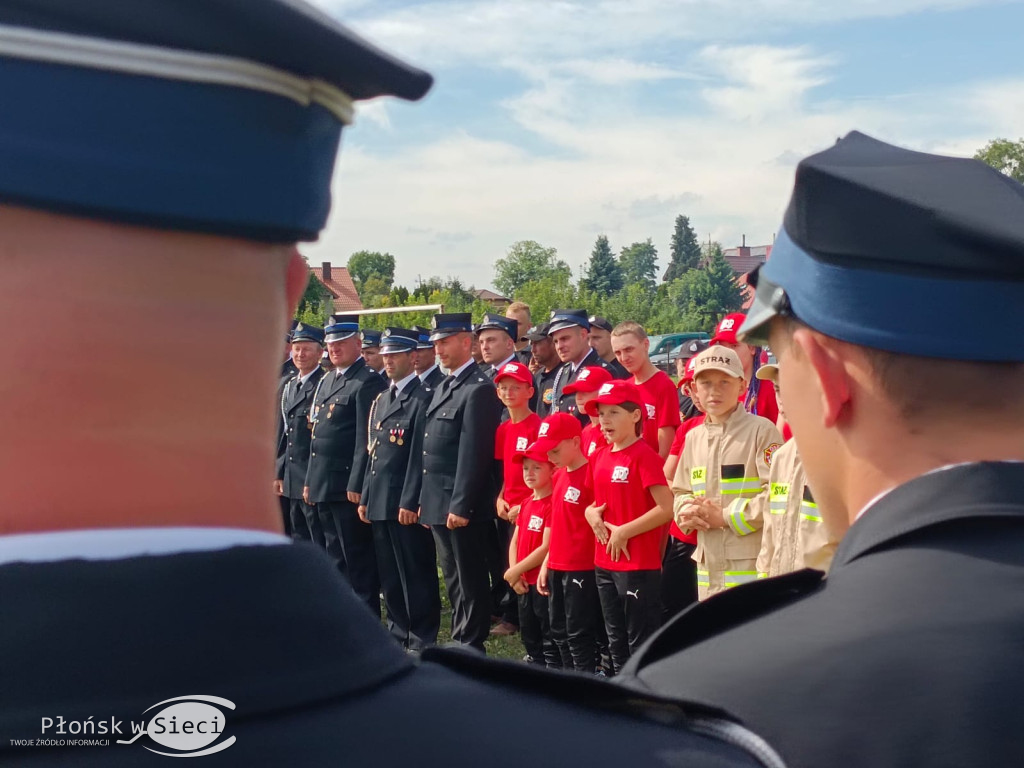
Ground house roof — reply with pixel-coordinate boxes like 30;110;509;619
310;264;362;311
471;288;511;303
721;244;771;276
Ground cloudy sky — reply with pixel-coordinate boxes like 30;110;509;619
303;0;1024;291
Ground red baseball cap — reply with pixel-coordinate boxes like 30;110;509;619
679;355;699;386
583;379;646;418
494;361;533;387
511;440;558;464
711;312;747;345
530;412;583;453
563;365;613;394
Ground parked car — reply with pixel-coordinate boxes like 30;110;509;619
649;333;710;374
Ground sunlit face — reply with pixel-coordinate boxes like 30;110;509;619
546;437;581;468
589;327;613;359
575;390;599;417
290;341;322;374
531;337;558;369
505;308;531;341
326;336;361;368
479;329;514;365
411;347;435;374
362;347;383;372
383;350;414;381
433;332;471;370
611;332;649;375
694;369;745;419
551;326;589;363
683;380;704;413
522;457;554;490
597;402;641;445
496;378;533;409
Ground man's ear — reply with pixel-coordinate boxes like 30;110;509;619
792;328;852;428
286;248;309;317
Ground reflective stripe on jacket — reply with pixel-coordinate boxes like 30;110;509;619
672;406;782;600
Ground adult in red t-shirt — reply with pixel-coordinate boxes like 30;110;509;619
609;321;680;458
583;379;674;673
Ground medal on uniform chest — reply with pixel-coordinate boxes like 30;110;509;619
327;402;336;419
389;429;396;443
397;428;405;446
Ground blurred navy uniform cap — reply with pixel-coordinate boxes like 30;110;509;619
380;327;419;355
429;313;473;342
476;313;517;341
361;329;383;350
413;326;435;350
0;0;432;242
325;314;360;343
740;131;1024;361
547;309;590;335
291;323;325;345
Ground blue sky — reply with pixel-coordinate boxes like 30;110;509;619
304;0;1024;291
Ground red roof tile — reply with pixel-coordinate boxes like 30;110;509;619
310;263;363;312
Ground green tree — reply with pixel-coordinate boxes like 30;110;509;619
347;251;396;297
493;240;571;298
514;272;581;322
663;215;702;281
703;242;744;324
619;239;658;292
581;235;623;295
974;138;1024;182
294;266;331;325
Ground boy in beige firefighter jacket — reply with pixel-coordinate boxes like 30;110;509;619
673;346;782;600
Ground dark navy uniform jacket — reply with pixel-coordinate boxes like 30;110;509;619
413;362;502;526
617;462;1024;768
360;377;429;522
549;348;615;425
275;368;325;499
419;366;444;396
304;358;387;504
0;542;782;767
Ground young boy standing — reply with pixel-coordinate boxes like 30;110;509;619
564;366;612;459
506;446;558;667
673;346;782;600
534;413;603;674
584;380;674;673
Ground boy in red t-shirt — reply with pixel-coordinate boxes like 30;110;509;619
564;366;612;460
506;445;557;666
584;379;674;674
491;361;541;636
610;321;680;458
533;413;603;674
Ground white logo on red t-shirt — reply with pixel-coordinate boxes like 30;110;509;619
564;486;581;503
645;403;656;419
515;436;529;451
611;466;629;483
587;442;597;456
527;514;544;532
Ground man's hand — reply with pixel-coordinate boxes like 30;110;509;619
446;513;469;530
585;502;609;545
398;507;420;526
347;491;361;504
605;522;631;563
303;486;310;505
496;497;510;520
273;480;283;496
357;505;370;524
507;504;521;525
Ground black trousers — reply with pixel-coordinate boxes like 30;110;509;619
433;520;492;651
372;519;441;651
486;518;518;625
519;585;559;667
661;538;698;622
288;497;326;550
317;500;380;617
548;569;602;673
595;568;663;675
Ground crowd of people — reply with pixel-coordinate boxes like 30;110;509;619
275;302;844;672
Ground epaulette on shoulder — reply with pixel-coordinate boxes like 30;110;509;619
631;569;824;669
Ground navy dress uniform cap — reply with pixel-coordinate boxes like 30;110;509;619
380;327;419;354
739;131;1024;362
429;313;473;342
324;314;360;342
547;309;590;334
0;0;432;243
291;323;325;345
412;325;435;350
523;322;550;341
360;329;383;349
476;314;518;341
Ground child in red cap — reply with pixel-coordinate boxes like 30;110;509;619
584;379;674;673
534;413;603;674
506;443;557;666
564;366;612;460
